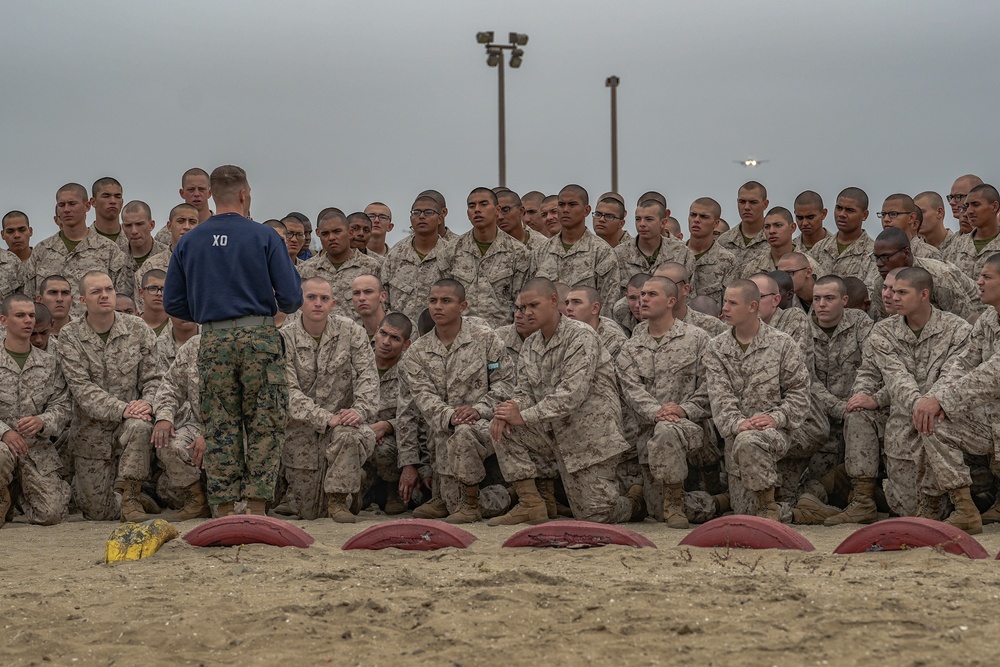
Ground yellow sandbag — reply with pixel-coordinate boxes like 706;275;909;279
104;518;179;563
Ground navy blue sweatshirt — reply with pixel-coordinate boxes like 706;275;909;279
163;213;303;323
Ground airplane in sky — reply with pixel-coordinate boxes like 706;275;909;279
734;157;769;167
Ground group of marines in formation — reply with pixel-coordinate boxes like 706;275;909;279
3;169;1000;536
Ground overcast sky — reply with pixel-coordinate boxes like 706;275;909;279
3;1;998;248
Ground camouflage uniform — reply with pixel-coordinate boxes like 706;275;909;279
381;236;450;325
937;230;961;261
810;231;880;287
59;313;160;520
281;315;379;519
25;228;132;317
715;226;770;269
365;361;421;489
616;320;715;514
151;335;204;503
297;250;383;322
0;346;72;525
438;229;530;328
860;309;976;513
529;229;621;317
738;250;820;281
703;324;811;516
946;232;1000;285
869;257;978;320
910;235;944;262
134;245;172;300
154;226;173;247
614;236;696;292
810;309;874;478
494;324;526;370
521;229;547;252
124;239;169;300
493;317;634;523
681;306;728;337
689;242;736;305
402;318;514;490
0;249;26;302
925;307;1000;492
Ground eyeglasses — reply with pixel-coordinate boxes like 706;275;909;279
286;232;305;239
947;194;968;203
876;211;911;220
499;205;514;214
783;267;810;276
759;292;778;298
142;285;165;295
871;248;905;264
410;209;440;218
592;212;620;221
367;213;390;222
958;203;971;212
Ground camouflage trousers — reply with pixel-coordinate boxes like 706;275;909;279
495;423;632;523
918;414;993;493
639;465;718;524
644;419;717;485
0;440;71;525
73;418;153;520
155;424;203;505
434;421;494;487
282;423;375;519
367;433;401;483
725;428;792;493
843;409;888;479
199;326;288;504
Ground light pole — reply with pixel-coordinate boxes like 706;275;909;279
477;31;528;187
605;76;620;193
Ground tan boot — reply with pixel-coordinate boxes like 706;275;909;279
792;493;841;525
538;479;557;519
164;482;211;521
244;499;267;516
916;492;945;520
384;486;407;515
823;478;878;526
328;493;355;523
0;485;12;528
627;484;647;522
980;495;1000;524
663;483;689;529
487;479;548;526
120;480;150;522
444;485;481;524
754;487;780;521
712;492;731;515
944;487;982;535
216;501;236;517
412;483;449;519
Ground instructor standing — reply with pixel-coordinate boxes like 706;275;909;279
164;165;302;517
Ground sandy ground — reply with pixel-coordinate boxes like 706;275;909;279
3;511;1000;667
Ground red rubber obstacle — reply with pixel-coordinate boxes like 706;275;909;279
679;515;815;552
342;519;477;551
833;517;989;559
183;515;315;548
501;520;656;549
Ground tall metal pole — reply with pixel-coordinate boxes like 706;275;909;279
606;76;620;193
498;56;506;187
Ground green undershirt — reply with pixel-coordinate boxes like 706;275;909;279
5;348;30;369
59;231;81;253
476;239;493;256
96;229;120;242
974;233;999;254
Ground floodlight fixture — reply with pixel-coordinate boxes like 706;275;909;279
509;32;529;46
486;49;502;67
476;31;494;44
509;48;524;68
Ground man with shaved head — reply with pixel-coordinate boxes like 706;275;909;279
653;263;727;336
564;285;627;357
611;272;650;334
877;193;943;261
716;182;771;268
592;195;629;248
121;200;167;301
25;183;131;316
497;189;545;250
686;197;736;304
90;177;126;251
617;199;696;295
793;190;829;253
776;252;816;311
364;202;394;257
519;191;547;238
350;274;390;341
489;278;644;525
2;210;33;262
135;203;200;296
949;174;984;235
741;207;820;279
540;195;560;237
809;187;881;288
529;185;621;318
947;184;1000;283
868;228;979;319
703;279;811;521
915;191;958;256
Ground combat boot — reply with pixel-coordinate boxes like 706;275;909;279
164;482;210;521
328;493;355;523
979;494;1000;524
916;492;945;520
244;499;267;516
824;478;878;526
538;479;558;519
487;479;547;526
627;484;647;522
444;485;481;524
944;486;982;535
792;493;840;525
663;483;689;529
384;486;407;515
412;484;449;519
216;501;236;517
712;492;731;515
0;485;11;528
754;487;780;521
120;480;150;522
